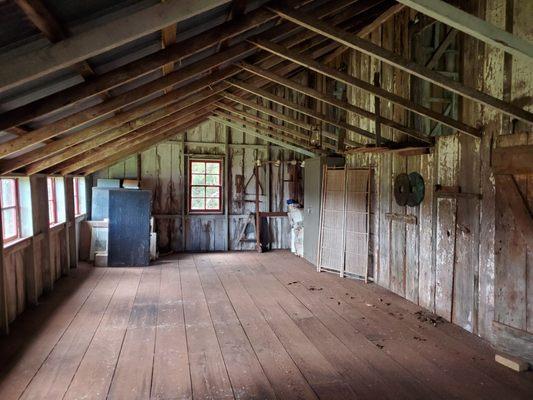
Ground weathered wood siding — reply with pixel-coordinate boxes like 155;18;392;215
334;0;532;358
95;118;305;252
1;175;85;331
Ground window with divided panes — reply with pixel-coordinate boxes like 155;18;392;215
47;177;58;225
0;178;21;242
189;160;222;213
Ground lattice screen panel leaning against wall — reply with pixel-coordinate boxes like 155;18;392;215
318;166;371;280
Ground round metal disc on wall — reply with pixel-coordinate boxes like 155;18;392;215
394;173;410;206
407;172;425;207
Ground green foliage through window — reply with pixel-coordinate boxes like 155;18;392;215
189;160;222;213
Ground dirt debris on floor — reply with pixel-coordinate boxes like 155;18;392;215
414;310;446;326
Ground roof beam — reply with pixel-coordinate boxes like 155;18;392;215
214;109;320;151
160;0;178;78
239;0;378;90
395;0;533;61
24;96;220;175
0;0;358;133
210;114;317;157
0;54;242;159
321;2;406;65
79;114;210;175
14;0;66;40
222;92;315;131
251;39;482;138
57;108;214;175
0;0;364;155
14;0;96;79
228;78;389;146
0;79;229;174
215;101;341;151
269;4;533;124
0;6;278;131
239;61;432;144
215;102;313;144
221;93;349;147
0;0;232;93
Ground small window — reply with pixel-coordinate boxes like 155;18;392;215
189;159;222;213
0;178;21;242
73;177;86;216
47;177;58;225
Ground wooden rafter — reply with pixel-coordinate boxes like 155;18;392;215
268;4;533;124
240;0;377;90
0;79;229;174
0;0;345;132
0;0;370;161
14;0;95;78
239;61;433;144
321;2;406;65
58;108;214;175
0;1;400;170
210;114;318;157
222;92;315;131
0;0;365;158
215;102;313;144
228;78;381;146
25;96;221;175
396;0;533;61
226;1;399;128
0;55;242;159
213;110;320;152
0;0;232;92
0;6;279;131
251;39;482;138
160;0;178;78
79;114;211;175
0;0;355;154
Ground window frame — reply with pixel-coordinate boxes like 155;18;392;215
0;178;21;243
47;177;58;226
188;159;223;214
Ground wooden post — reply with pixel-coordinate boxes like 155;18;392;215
374;72;382;147
31;176;53;292
224;125;230;251
0;209;8;334
255;164;262;253
64;177;78;270
136;154;142;181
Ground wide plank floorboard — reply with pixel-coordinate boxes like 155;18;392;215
0;252;532;400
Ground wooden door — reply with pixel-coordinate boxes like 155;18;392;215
344;168;370;279
317;167;345;273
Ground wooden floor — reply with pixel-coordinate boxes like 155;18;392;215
0;251;532;400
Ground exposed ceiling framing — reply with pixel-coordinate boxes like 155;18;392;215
0;0;530;176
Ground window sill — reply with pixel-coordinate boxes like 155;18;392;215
188;211;224;216
49;222;66;231
3;236;31;254
75;213;87;222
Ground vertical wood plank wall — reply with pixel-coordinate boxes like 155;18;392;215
95;119;304;252
334;0;532;352
1;175;86;333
